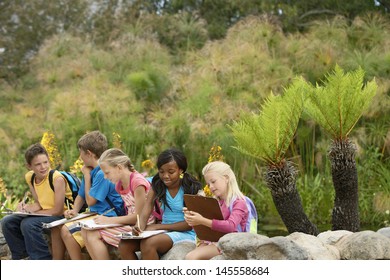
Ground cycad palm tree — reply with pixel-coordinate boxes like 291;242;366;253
305;65;377;232
231;78;319;235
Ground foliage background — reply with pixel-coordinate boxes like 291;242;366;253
0;1;389;234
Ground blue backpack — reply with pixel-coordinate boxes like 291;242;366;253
230;196;258;233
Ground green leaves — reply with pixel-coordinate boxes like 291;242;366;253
231;66;377;166
305;65;377;139
231;78;306;165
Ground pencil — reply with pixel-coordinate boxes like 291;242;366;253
137;214;140;228
22;192;28;212
101;207;115;216
66;200;70;211
22;192;28;204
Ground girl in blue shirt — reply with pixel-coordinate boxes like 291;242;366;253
119;148;202;260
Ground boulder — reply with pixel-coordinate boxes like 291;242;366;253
287;232;340;259
1;223;390;260
218;232;310;260
161;241;196;260
0;227;10;260
336;230;390;260
377;227;390;239
317;230;353;245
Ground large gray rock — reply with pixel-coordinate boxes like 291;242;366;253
317;230;353;245
377;227;390;239
2;223;390;260
0;230;10;260
336;230;390;260
218;232;310;260
218;232;269;259
287;232;340;259
160;241;195;260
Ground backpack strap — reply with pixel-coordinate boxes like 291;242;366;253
153;199;162;221
30;170;73;208
105;196;123;216
229;196;244;232
48;170;73;208
30;170;56;191
48;170;55;191
105;173;134;217
30;173;35;188
128;172;135;196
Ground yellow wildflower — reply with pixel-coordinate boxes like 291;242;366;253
0;177;7;195
70;157;84;176
203;184;213;197
112;132;122;149
141;159;154;169
207;144;224;163
41;131;62;169
203;144;224;197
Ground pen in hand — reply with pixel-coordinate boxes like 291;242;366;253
21;192;28;212
133;214;141;236
101;207;115;216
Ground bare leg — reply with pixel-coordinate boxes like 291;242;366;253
140;234;173;260
84;230;110;260
118;239;140;260
61;226;83;260
185;244;220;260
51;226;66;260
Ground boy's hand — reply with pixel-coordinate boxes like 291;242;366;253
17;202;30;213
81;165;93;177
16;202;24;212
64;209;77;219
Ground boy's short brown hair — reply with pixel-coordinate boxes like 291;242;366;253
77;131;108;158
25;143;49;165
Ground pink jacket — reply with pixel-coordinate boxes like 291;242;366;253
211;198;248;233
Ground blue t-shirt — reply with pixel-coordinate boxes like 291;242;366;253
78;166;123;217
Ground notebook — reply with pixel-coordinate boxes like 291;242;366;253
118;229;167;239
183;194;226;242
42;212;96;228
77;219;124;230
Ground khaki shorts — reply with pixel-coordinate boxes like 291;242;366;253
65;216;95;248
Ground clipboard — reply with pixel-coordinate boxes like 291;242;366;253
183;194;226;242
77;219;124;230
118;230;167;239
1;211;52;217
42;212;97;228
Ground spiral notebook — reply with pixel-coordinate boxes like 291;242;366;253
117;229;167;239
183;194;226;242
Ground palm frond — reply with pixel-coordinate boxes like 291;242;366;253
231;78;306;166
305;65;377;139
